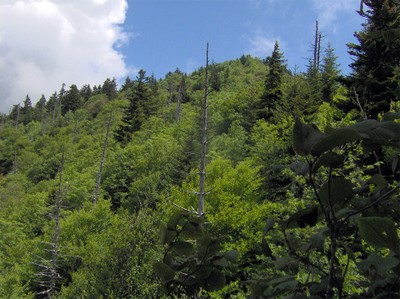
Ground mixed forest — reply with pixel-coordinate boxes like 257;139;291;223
1;1;400;298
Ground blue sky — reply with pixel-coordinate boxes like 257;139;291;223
122;0;363;78
0;0;363;112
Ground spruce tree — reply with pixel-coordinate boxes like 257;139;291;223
62;84;81;115
34;95;47;122
321;43;340;103
21;95;33;124
115;70;152;144
259;41;285;120
348;0;400;119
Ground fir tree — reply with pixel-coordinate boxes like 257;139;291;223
348;0;400;118
62;84;81;115
102;78;117;100
259;41;285;120
34;95;47;122
21;94;33;125
114;70;152;144
321;43;340;103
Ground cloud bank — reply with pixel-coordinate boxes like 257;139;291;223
311;0;359;31
0;0;130;113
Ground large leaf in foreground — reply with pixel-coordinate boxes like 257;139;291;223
357;217;399;253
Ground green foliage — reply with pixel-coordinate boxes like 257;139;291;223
155;211;238;297
255;115;400;298
348;0;400;118
258;41;286;120
1;13;399;297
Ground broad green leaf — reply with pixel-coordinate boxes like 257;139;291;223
275;279;298;292
160;225;177;244
153;262;175;281
167;211;186;229
274;257;299;272
368;174;387;189
357;217;400;252
269;276;295;286
290;162;309;175
391;156;399;175
293;117;324;156
312;152;344;173
318;177;353;207
382;112;400;121
262;219;275;257
309;229;328;252
170;241;194;256
223;250;239;262
311;128;361;156
212;256;228;267
204;269;226;291
349;119;400;146
285;205;318;229
181;221;203;239
357;253;399;276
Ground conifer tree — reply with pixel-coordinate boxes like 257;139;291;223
348;0;400;118
34;95;47;121
259;41;285;120
21;94;33;124
115;70;152;144
321;43;340;103
62;84;81;115
80;84;92;102
102;78;117;100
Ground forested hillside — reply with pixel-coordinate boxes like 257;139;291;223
1;1;400;298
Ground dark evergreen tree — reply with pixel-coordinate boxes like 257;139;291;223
210;63;222;92
348;0;400;119
21;94;33;125
102;78;117;100
259;41;285;119
62;84;81;115
80;84;92;102
114;70;152;144
148;73;159;95
34;94;47;122
321;44;340;102
46;92;57;117
121;76;134;92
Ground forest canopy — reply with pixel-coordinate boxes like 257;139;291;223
0;1;400;298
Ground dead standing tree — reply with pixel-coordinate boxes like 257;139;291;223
198;43;209;216
313;20;322;72
92;111;113;205
35;152;65;298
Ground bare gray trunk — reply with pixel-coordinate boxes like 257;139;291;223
198;43;209;216
175;76;184;121
93;112;112;205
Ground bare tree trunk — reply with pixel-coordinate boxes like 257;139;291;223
93;112;112;206
175;76;184;121
49;152;64;297
167;81;174;107
198;43;209;216
12;104;20;174
35;152;64;298
313;20;322;72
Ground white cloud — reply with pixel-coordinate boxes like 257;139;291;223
246;35;278;57
311;0;359;32
0;0;130;113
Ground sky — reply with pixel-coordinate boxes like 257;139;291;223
0;0;363;113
